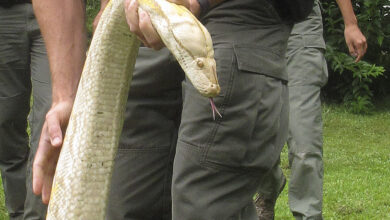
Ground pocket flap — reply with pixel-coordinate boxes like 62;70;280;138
303;34;326;49
233;44;285;79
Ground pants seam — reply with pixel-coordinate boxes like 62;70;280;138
201;49;236;166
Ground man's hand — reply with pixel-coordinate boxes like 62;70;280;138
33;101;73;204
335;0;367;62
344;24;367;62
123;0;200;50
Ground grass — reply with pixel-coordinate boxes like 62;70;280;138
1;102;389;219
0;177;5;220
275;99;390;219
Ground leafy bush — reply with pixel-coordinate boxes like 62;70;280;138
86;0;101;40
322;0;389;113
325;46;385;113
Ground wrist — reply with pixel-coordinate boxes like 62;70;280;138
344;22;359;32
343;17;358;27
52;94;76;106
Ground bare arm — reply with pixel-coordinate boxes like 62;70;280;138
33;0;86;103
93;0;110;32
32;0;87;203
336;0;367;62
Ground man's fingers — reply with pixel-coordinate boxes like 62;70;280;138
33;120;61;202
46;112;63;147
32;160;44;196
138;9;163;50
344;26;367;62
125;0;141;35
42;176;54;204
33;129;51;197
354;39;367;62
33;141;60;204
33;122;50;196
347;42;357;58
124;0;164;49
355;54;362;62
125;0;148;44
355;44;364;62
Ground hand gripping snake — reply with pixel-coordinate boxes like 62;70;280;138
46;0;220;219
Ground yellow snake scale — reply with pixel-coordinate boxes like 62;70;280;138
47;0;219;219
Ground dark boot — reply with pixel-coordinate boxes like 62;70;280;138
255;195;276;220
255;176;287;220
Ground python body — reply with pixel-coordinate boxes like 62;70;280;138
46;0;219;219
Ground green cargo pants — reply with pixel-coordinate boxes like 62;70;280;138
106;1;291;217
286;34;327;220
0;3;50;220
259;2;328;219
106;47;183;220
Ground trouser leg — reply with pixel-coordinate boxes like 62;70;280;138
0;4;31;219
258;86;324;220
106;47;183;220
287;85;323;220
0;93;30;220
257;38;327;219
286;43;327;219
173;147;261;220
173;43;289;219
256;161;285;202
23;4;51;219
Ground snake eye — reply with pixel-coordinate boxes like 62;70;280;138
196;58;204;68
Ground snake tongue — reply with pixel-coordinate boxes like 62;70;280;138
209;98;222;120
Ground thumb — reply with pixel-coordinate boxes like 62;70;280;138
347;41;357;58
46;113;63;147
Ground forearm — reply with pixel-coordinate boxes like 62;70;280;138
335;0;358;27
100;0;110;9
32;0;87;104
336;0;367;62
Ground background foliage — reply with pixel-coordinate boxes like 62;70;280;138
86;0;101;41
322;0;389;113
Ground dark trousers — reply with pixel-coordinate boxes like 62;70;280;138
106;11;291;219
0;3;51;220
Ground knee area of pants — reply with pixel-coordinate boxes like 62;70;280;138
289;152;323;166
290;151;322;159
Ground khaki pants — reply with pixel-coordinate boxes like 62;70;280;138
259;2;328;219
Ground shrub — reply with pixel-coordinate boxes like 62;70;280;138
322;0;389;113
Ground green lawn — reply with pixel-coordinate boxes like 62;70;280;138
1;102;389;219
275;101;390;219
0;177;5;220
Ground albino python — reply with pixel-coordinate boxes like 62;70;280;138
46;0;219;219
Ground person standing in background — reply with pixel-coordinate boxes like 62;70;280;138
255;0;367;219
0;0;51;219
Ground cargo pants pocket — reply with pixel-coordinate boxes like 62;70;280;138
178;43;288;173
